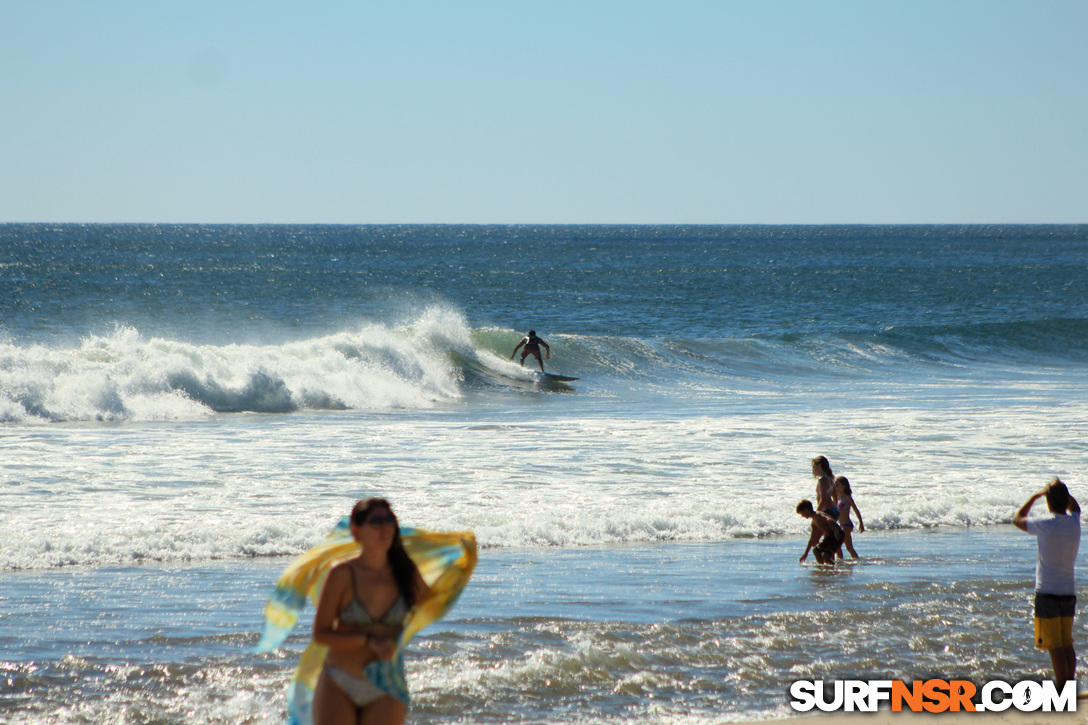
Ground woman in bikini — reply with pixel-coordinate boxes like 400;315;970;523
311;498;429;725
812;456;839;521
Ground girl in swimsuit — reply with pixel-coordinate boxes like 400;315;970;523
833;475;865;558
812;456;839;521
311;498;429;725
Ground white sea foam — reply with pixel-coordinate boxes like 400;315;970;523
2;397;1085;571
0;308;489;423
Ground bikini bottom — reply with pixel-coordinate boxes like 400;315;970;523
325;665;387;708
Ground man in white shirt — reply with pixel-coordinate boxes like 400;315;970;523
1013;477;1081;687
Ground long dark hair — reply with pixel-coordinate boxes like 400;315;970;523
351;497;421;609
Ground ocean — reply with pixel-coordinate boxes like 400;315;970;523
1;223;1086;723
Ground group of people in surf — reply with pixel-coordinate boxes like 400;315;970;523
796;455;865;565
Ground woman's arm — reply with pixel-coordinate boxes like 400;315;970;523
413;569;431;604
362;572;429;661
312;565;369;652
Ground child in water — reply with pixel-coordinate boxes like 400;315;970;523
796;499;845;565
833;475;865;558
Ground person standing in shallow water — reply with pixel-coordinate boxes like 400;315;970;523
833;476;865;558
812;456;839;520
510;330;550;372
796;499;844;565
1013;477;1081;689
311;498;430;725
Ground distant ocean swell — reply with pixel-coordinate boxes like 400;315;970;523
871;317;1088;362
2;307;1084;422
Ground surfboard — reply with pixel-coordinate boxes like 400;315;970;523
536;372;579;382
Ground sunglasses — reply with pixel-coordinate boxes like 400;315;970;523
352;511;397;527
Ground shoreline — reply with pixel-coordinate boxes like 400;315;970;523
3;525;1083;723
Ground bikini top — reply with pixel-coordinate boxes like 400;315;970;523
338;567;409;628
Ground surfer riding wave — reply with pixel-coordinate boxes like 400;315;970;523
510;330;550;372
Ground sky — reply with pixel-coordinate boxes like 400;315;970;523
1;1;1086;225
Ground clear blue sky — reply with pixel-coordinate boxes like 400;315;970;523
2;1;1085;224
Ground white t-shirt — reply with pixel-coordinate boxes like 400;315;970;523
1026;513;1081;595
